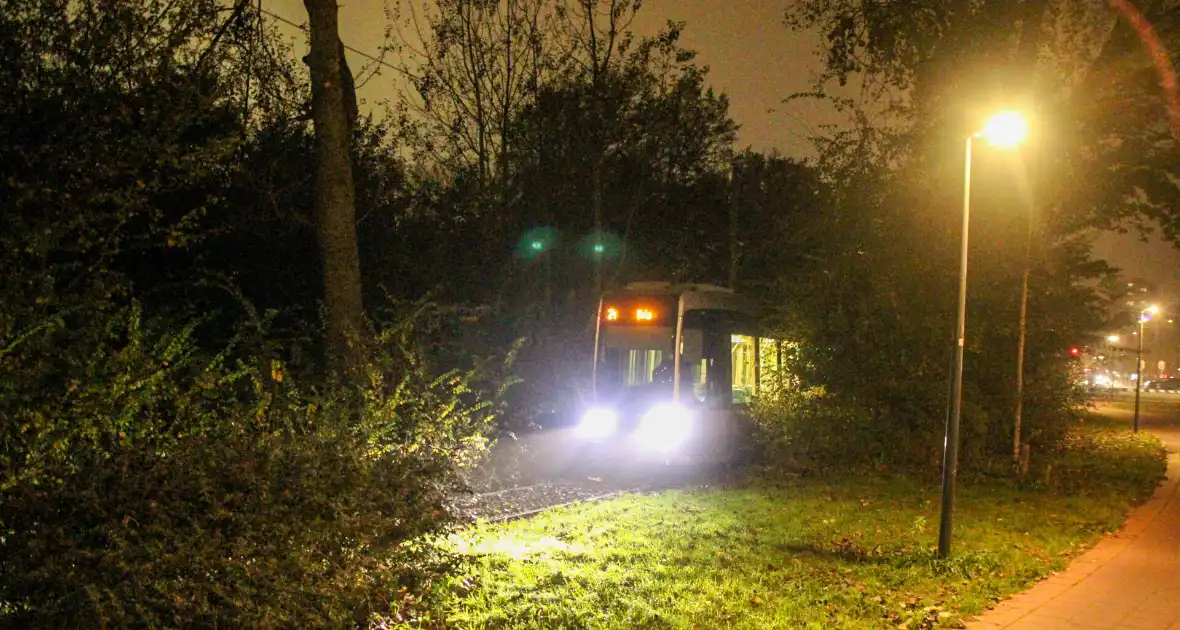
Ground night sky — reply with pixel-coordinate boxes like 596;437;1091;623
263;0;1180;296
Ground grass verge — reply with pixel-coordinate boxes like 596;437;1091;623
399;421;1166;629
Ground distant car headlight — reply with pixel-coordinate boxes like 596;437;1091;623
576;407;618;440
634;403;692;451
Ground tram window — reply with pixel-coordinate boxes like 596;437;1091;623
623;349;664;386
691;359;708;402
732;335;756;404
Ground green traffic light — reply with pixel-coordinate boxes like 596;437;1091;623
593;243;604;254
531;241;544;251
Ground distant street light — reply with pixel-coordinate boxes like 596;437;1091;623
1107;334;1120;342
939;111;1028;559
1134;305;1160;433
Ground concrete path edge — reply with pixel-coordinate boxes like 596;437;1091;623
965;435;1180;630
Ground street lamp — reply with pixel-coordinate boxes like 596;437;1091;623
979;112;1029;148
938;110;1028;559
1134;305;1159;433
1107;335;1120;386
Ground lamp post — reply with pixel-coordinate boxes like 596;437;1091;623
938;111;1028;559
1134;305;1159;433
1107;335;1120;393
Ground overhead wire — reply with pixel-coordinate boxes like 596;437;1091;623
257;6;409;81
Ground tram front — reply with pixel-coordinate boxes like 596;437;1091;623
575;282;781;465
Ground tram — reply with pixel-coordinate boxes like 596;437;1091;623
575;282;784;464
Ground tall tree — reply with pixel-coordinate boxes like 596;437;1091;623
780;0;1150;461
503;23;738;290
566;0;640;293
304;0;366;375
785;0;1179;239
391;0;556;187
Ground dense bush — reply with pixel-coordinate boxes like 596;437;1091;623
2;431;454;627
749;385;943;471
0;302;512;627
1036;414;1168;498
749;378;1166;497
749;309;1095;473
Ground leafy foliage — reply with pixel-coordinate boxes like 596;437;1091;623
0;1;511;625
4;432;452;627
0;0;261;492
738;0;1167;468
1037;413;1168;496
0;304;511;627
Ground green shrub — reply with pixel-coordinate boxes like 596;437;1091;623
749;386;923;469
0;302;250;493
0;302;513;627
1;431;457;628
749;371;1090;474
1039;420;1167;498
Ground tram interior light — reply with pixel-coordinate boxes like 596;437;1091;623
635;403;692;451
576;408;618;440
636;308;655;322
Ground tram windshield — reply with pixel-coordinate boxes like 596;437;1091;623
592;288;781;407
597;325;709;403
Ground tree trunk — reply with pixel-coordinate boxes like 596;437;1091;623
1013;250;1030;466
304;0;365;378
1011;0;1047;469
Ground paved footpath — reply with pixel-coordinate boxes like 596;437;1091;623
967;406;1180;630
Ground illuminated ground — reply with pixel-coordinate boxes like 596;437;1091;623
457;425;742;524
419;415;1166;629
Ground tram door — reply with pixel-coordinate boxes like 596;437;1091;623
681;311;733;408
687;319;781;408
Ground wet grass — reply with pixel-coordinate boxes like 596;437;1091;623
405;423;1166;629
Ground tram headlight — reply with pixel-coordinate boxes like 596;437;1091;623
635;403;692;451
576;407;618;440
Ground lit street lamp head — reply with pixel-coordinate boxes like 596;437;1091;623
977;111;1028;148
1107;335;1120;342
